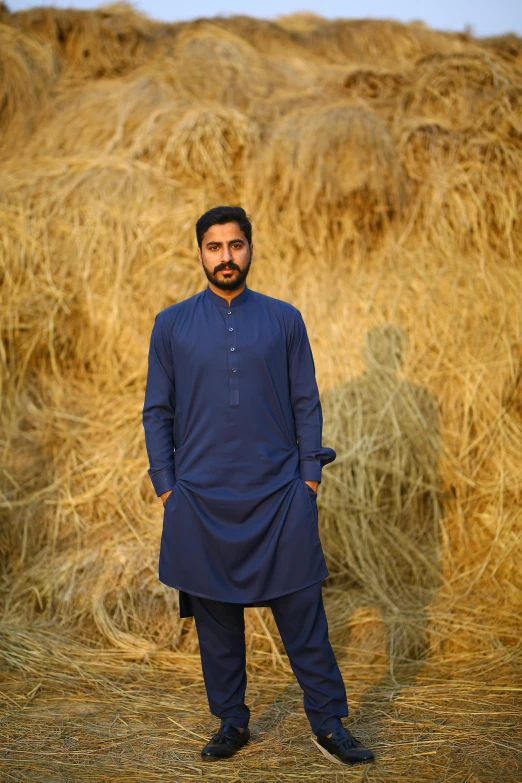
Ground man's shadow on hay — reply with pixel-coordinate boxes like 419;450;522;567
253;325;446;743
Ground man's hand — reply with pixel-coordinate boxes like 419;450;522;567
161;489;173;506
304;480;319;494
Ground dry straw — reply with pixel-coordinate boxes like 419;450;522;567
8;2;169;77
0;23;60;150
245;102;410;253
0;4;521;780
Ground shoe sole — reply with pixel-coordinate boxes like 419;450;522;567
310;735;374;766
201;739;250;761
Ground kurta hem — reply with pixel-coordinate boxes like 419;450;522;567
173;575;329;618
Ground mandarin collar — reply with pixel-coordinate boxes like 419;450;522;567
205;284;251;308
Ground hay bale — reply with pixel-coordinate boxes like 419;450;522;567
20;71;257;194
0;157;203;394
299;18;474;67
133;104;259;189
23;73;183;157
396;120;459;180
343;67;409;101
398;52;517;130
0;23;60;151
458;134;522;256
208;15;330;96
394;117;522;259
172;23;274;108
209;14;301;56
247;102;409;249
7;541;185;653
10;2;169;78
391;50;522;258
478;32;522;65
473;84;522;137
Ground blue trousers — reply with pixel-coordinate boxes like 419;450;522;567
189;581;349;736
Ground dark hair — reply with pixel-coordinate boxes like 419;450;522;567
196;206;252;249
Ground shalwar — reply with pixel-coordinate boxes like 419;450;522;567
190;581;349;736
142;284;337;615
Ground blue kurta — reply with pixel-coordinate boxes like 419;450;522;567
142;284;336;617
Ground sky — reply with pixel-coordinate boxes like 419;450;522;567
6;0;522;37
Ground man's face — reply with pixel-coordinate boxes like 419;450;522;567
198;221;252;291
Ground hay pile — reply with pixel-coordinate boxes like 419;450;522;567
0;4;521;780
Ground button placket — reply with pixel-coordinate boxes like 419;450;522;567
226;308;239;406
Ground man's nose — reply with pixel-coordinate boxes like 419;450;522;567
221;245;233;262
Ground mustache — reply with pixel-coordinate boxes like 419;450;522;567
214;263;240;273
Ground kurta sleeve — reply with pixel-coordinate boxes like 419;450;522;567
287;309;336;483
142;312;176;496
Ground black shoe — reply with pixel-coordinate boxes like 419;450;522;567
201;722;250;760
311;725;374;765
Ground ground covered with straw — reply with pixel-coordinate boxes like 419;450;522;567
0;3;521;781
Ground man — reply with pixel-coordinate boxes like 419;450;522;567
142;206;374;766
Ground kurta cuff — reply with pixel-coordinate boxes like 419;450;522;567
149;468;176;497
300;459;322;482
300;447;336;482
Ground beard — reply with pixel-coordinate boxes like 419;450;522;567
202;257;252;291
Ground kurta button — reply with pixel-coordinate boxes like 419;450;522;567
227;310;232;314
229;327;233;331
230;347;235;351
231;367;237;372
